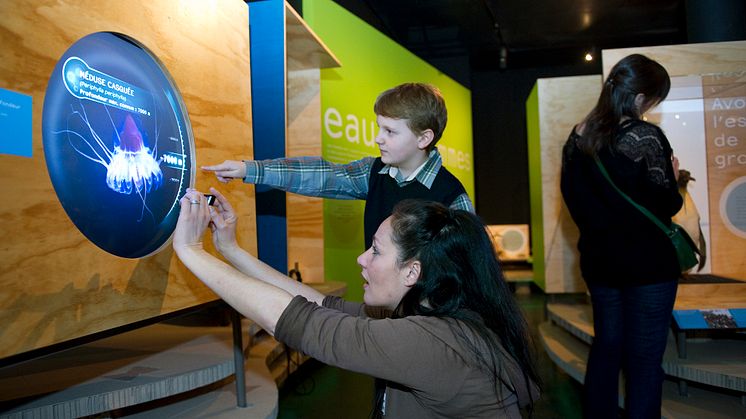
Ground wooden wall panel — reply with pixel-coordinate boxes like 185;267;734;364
602;41;746;78
534;75;601;293
702;72;746;280
287;68;324;283
675;283;746;310
284;4;340;284
0;0;255;360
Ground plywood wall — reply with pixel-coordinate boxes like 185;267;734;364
602;41;746;79
286;67;325;283
530;75;601;293
285;4;340;284
0;0;255;361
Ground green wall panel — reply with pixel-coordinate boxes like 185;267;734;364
526;82;545;290
304;0;474;301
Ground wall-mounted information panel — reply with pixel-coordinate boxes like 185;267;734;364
0;0;255;362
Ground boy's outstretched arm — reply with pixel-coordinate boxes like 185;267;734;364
204;156;373;200
202;160;246;183
450;193;475;213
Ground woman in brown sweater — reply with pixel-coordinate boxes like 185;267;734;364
174;188;539;418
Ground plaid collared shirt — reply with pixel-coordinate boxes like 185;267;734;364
243;149;474;212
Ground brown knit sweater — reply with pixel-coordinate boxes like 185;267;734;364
275;295;536;418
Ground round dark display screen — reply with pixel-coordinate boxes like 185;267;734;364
42;32;194;258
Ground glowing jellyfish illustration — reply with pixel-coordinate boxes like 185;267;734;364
107;113;163;195
59;101;163;222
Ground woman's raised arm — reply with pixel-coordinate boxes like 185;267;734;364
172;189;320;335
206;187;325;305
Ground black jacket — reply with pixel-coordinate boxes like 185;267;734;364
561;119;683;286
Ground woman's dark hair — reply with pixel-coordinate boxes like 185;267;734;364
389;199;539;408
578;54;670;155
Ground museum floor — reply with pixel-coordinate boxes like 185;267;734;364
5;281;742;418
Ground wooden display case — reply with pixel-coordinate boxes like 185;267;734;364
526;75;601;293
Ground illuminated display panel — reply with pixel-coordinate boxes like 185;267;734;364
649;73;746;277
42;32;194;258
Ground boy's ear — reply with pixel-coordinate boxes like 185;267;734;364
404;260;421;286
417;129;435;150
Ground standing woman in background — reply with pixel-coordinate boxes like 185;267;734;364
560;54;682;418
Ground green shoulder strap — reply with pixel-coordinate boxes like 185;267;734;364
593;156;673;236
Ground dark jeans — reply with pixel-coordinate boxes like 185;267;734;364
584;280;678;419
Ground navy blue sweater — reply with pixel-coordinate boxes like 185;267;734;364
363;157;466;249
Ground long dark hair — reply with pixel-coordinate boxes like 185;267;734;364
389;199;539;407
578;54;670;155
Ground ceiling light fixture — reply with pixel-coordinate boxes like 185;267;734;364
584;52;593;62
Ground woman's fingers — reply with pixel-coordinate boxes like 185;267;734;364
210;187;234;213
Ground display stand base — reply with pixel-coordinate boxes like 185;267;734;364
541;300;746;417
0;319;277;419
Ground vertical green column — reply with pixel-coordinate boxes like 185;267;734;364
526;82;545;290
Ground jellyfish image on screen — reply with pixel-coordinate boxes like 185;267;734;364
107;114;163;196
58;101;163;222
43;31;194;259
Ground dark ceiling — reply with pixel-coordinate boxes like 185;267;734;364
331;0;687;83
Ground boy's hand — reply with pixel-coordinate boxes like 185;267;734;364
202;160;247;183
